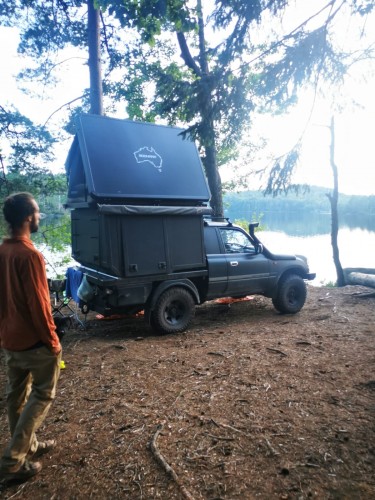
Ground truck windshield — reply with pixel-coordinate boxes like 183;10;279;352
219;228;255;254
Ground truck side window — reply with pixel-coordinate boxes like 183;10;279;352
204;228;221;254
220;228;255;254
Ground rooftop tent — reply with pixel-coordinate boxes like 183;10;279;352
65;114;211;207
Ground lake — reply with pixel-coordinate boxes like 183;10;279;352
225;210;375;285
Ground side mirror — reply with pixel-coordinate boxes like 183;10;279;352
256;243;263;254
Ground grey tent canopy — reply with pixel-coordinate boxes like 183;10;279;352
65;114;211;207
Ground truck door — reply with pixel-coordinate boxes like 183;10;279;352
204;226;228;298
218;228;270;295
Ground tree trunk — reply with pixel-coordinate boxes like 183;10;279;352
88;0;103;115
0;154;10;195
326;116;345;286
175;1;223;216
196;0;223;217
203;141;224;217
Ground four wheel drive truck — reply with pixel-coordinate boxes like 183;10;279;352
65;114;315;334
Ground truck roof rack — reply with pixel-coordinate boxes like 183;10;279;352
203;216;233;226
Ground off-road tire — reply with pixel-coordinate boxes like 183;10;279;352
272;274;307;314
151;287;195;334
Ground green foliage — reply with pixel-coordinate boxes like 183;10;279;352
0;105;55;176
263;144;302;197
1;0;374;210
322;280;337;287
100;0;194;42
93;1;291;215
97;0;374;206
34;213;73;279
0;172;67;201
352;0;375;16
34;212;71;252
9;1;87;58
256;27;340;111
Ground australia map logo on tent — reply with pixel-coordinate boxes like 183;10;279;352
134;147;163;172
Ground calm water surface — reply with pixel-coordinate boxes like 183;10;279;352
259;228;375;285
226;209;375;284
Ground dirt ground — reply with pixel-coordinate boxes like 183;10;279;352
0;284;374;499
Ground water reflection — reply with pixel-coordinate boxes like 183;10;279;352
259;228;375;285
226;210;375;236
225;210;375;284
34;213;75;278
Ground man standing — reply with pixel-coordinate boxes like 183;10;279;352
0;192;61;483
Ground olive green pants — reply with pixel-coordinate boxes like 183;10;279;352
0;346;61;472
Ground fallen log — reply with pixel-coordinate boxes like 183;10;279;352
343;268;375;288
347;272;375;288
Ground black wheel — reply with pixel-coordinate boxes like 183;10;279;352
151;287;195;334
272;274;307;314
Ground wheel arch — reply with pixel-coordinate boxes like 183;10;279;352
272;268;309;297
146;281;199;333
147;279;200;312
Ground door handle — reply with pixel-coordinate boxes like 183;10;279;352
230;261;239;266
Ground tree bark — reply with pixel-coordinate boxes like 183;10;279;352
326;116;345;286
88;0;103;115
176;1;223;217
203;141;223;217
196;0;223;217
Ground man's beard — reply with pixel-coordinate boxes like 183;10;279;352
30;216;39;233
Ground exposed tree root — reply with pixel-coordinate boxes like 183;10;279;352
355;291;375;298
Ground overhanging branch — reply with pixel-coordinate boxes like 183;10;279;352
232;0;345;74
43;93;88;127
176;32;202;76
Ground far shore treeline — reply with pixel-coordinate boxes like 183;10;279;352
224;186;375;234
1;176;374;220
224;186;375;218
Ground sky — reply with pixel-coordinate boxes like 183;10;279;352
0;7;375;196
244;88;375;195
0;27;89;171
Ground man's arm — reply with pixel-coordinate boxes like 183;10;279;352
22;252;61;355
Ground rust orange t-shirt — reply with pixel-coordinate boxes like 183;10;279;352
0;236;60;352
